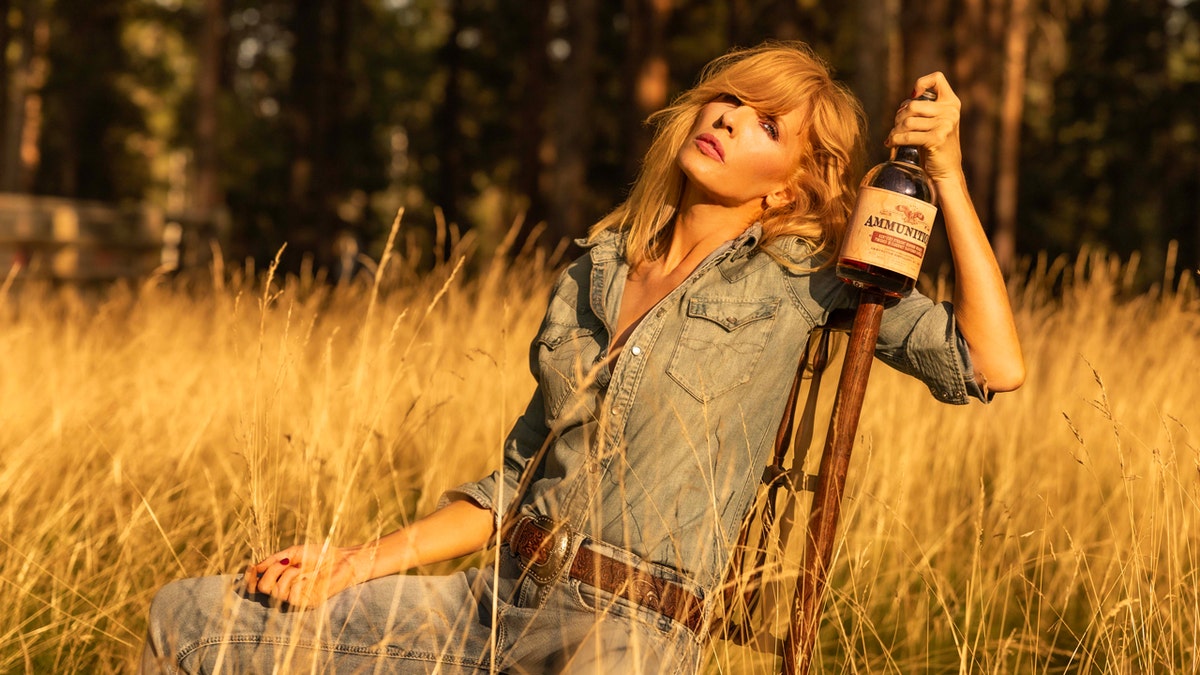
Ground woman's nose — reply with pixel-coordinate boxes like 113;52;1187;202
712;106;750;135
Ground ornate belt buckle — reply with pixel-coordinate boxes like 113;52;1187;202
516;514;574;585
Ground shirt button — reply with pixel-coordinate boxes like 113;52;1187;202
630;346;642;356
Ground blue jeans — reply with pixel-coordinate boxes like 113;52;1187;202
140;546;703;674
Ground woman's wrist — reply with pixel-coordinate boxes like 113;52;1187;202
340;545;377;586
340;528;422;584
931;167;968;195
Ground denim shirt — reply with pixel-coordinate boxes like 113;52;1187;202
444;224;986;593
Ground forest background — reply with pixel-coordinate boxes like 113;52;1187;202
2;1;1200;673
0;0;1196;280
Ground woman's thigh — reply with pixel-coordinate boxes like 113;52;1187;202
142;571;500;674
498;576;703;675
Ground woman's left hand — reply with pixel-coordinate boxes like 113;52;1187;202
243;543;366;609
886;71;964;184
886;73;1025;393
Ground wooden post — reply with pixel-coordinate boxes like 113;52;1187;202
783;289;886;675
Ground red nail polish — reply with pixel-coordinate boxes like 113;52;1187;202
280;558;290;566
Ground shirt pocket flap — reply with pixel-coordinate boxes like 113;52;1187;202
535;322;600;350
685;298;780;332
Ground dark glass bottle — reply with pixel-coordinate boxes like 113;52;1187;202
837;90;938;297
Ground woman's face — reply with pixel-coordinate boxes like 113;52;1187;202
676;94;806;210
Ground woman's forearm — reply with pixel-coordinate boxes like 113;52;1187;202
937;172;1025;392
890;72;1025;395
343;498;497;583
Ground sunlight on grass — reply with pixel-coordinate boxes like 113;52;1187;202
0;224;1196;672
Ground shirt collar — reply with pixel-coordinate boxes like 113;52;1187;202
577;229;623;263
579;221;762;265
729;222;763;260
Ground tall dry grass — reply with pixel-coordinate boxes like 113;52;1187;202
0;225;1196;673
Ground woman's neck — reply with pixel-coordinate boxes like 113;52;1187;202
658;189;761;275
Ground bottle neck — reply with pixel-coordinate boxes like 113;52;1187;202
891;145;921;166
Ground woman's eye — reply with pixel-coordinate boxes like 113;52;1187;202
760;119;780;140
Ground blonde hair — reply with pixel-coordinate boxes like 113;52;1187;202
590;41;866;267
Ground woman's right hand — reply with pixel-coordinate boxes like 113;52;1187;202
242;498;496;608
244;543;368;609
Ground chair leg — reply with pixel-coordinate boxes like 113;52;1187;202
783;291;885;675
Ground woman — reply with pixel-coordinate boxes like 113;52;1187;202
141;42;1023;674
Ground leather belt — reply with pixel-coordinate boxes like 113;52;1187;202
509;515;705;634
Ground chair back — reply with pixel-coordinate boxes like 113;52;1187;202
711;310;853;649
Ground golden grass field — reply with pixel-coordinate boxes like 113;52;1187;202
0;225;1196;673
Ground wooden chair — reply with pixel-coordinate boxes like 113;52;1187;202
712;303;868;675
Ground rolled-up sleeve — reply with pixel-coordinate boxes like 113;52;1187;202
874;292;990;404
437;382;552;522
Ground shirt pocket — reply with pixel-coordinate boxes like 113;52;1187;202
535;320;604;421
667;297;780;403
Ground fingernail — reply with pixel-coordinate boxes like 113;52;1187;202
911;88;919;99
279;558;290;566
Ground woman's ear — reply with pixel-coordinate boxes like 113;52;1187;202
764;186;795;210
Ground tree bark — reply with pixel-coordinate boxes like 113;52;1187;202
285;0;354;265
515;0;548;243
326;0;354;256
195;0;226;221
953;0;1001;230
436;0;465;232
770;0;805;41
856;0;902;163
728;0;749;46
287;0;322;251
622;0;672;182
0;0;10;189
13;0;48;193
902;0;951;272
903;0;948;78
547;0;598;242
0;0;26;192
993;0;1030;274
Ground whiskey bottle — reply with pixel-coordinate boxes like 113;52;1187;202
837;90;938;297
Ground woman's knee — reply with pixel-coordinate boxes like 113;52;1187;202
147;577;237;650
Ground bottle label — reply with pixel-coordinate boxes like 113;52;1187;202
840;186;937;280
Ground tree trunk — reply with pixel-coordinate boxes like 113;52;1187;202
326;0;353;235
547;0;598;242
0;0;10;189
0;0;23;192
903;0;948;78
286;0;353;266
953;0;1001;231
902;0;951;273
622;0;672;182
287;0;322;253
770;0;804;41
728;0;749;46
195;0;226;221
993;0;1030;274
13;0;48;194
515;0;548;244
855;0;901;163
436;0;465;232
